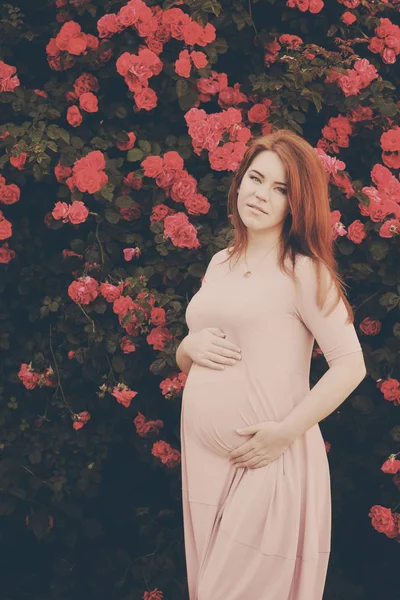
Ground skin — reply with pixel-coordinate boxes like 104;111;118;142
236;149;291;261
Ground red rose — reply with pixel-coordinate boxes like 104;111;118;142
74;150;106;172
381;458;400;475
368;505;398;538
10;152;27;170
150;307;166;326
52;201;70;222
134;412;164;437
0;183;20;205
97;14;121;38
68;201;89;224
67;105;82;127
111;386;138;408
67;34;88;56
134;87;157;111
170;173;197;203
0;211;12;240
99;283;122;302
0;243;16;264
73;168;108;194
347;219;367;244
73;411;91;430
79;91;98;112
68;276;99;305
73;73;99;97
54;163;72;183
341;12;357;25
116;131;136;150
141;155;164;178
86;35;99;51
359;317;382;336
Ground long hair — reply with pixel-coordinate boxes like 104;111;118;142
220;127;355;324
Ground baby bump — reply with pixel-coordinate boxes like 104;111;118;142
182;365;260;456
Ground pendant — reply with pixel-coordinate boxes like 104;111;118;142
243;271;252;278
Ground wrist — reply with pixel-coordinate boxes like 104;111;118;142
278;420;296;445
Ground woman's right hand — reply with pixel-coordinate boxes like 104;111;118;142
183;327;242;370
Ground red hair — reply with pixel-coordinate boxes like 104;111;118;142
221;127;355;324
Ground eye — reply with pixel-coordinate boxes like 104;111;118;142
249;175;261;183
277;187;287;195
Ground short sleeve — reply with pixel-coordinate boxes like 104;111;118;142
294;257;363;368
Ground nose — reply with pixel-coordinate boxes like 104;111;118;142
255;192;268;207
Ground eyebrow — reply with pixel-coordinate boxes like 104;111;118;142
249;169;287;186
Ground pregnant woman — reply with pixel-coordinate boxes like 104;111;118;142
175;128;366;600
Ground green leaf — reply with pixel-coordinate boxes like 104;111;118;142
138;140;151;153
112;356;126;373
127;148;144;162
116;130;130;142
176;80;188;98
71;238;86;253
369;239;389;261
71;136;84;149
105;208;120;224
47;141;58;153
178;89;198;112
115;105;128;119
290;111;306;124
105;339;117;354
101;183;115;201
59;129;70;144
166;135;177;147
379;292;399;311
390;425;400;442
33;164;43;181
47;124;59;140
115;195;134;208
93;298;107;314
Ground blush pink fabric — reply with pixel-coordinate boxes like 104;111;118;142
181;248;363;600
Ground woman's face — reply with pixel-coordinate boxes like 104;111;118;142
236;150;290;235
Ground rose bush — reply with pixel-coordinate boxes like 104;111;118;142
0;0;399;598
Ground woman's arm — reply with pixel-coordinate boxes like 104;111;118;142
175;335;194;376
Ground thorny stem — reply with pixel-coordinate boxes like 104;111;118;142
105;353;118;385
78;303;96;333
21;465;53;490
248;0;258;35
353;291;381;315
95;221;105;265
49;324;74;415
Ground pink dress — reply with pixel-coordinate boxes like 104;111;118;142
180;248;363;600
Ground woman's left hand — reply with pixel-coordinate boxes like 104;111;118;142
229;421;294;469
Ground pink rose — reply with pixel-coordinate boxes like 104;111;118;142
67;105;83;127
68;201;89;224
79;91;98;112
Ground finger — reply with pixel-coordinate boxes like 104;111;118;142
230;444;255;460
251;460;270;469
232;449;258;464
233;453;261;467
212;338;241;354
239;457;266;469
206;351;238;366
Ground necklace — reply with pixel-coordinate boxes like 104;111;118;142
243;243;278;278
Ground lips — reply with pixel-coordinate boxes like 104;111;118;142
247;203;266;214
